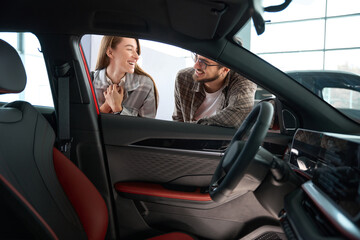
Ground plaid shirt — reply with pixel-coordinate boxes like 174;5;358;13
94;69;157;118
172;67;257;128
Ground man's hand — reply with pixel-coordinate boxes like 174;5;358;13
104;84;124;112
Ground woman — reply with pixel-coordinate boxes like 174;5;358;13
93;36;158;118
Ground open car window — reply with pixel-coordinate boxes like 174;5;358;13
81;35;263;124
81;34;193;121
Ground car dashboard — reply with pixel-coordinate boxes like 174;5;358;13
281;129;360;239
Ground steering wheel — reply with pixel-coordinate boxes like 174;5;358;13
209;101;274;202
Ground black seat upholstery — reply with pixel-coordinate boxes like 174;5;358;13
0;38;196;240
0;39;108;239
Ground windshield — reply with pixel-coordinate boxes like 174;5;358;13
236;0;360;122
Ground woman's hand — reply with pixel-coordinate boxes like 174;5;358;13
100;101;112;113
104;84;124;112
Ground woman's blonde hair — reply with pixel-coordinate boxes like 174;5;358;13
95;36;159;109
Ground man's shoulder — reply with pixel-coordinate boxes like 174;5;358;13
176;67;195;88
228;70;247;81
228;70;257;89
177;67;194;79
175;67;196;93
175;67;195;89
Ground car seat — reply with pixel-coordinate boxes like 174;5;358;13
0;39;195;240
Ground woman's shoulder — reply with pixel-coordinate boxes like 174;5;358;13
93;69;105;81
93;69;107;88
128;73;154;86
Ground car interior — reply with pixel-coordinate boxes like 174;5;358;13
0;0;360;240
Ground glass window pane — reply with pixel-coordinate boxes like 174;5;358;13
324;49;360;75
258;51;324;71
327;0;360;17
251;20;325;53
24;33;43;57
263;0;326;22
323;88;360;109
325;16;360;49
0;33;53;107
0;33;17;49
23;54;52;106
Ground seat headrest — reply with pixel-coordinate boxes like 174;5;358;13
0;39;26;94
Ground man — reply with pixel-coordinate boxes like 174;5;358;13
172;53;257;128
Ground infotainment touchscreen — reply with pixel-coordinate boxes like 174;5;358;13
290;129;360;224
289;128;360;172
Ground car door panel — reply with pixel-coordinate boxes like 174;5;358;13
107;145;220;186
101;114;236;145
100;114;279;239
101;114;235;187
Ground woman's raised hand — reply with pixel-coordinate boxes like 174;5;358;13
104;84;124;112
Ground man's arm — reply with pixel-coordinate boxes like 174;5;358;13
172;71;184;122
197;76;257;128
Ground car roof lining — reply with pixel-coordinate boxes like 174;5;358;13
0;0;254;41
166;0;249;40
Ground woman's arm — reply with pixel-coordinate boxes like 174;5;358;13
104;85;124;113
138;89;156;118
99;102;112;113
121;76;157;118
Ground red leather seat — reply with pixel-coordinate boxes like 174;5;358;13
0;39;195;239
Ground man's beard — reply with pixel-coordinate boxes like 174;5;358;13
192;71;221;83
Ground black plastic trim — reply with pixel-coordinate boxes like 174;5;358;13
302;181;360;239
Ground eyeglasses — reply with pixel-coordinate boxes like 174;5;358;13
192;53;220;70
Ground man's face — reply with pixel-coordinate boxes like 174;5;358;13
192;55;223;83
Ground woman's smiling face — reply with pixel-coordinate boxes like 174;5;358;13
107;37;139;74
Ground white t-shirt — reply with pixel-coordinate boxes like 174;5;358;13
194;87;224;121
